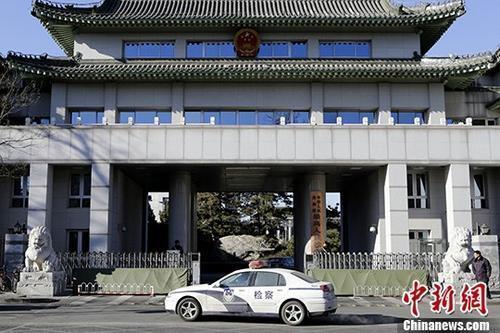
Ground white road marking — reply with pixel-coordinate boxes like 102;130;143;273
70;296;96;306
108;295;133;305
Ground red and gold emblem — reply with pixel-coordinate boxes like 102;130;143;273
234;28;260;58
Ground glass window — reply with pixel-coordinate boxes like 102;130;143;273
70;111;104;125
219;272;252;288
119;110;171;124
184;111;202;124
324;110;376;124
392;111;425;125
408;172;429;209
291;272;319;284
124;41;175;59
239;111;256;125
319;41;371;58
293;111;310;124
274;110;291;124
67;230;90;253
253;272;285;287
203;110;219;124
471;174;487;209
258;111;275;125
187;41;235;58
221;111;237;125
12;175;29;208
69;173;91;208
258;41;307;58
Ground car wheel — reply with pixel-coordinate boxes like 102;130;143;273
177;297;201;322
281;300;307;326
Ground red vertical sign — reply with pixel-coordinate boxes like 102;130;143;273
310;191;325;252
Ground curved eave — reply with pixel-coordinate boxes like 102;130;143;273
4;53;497;89
32;0;465;56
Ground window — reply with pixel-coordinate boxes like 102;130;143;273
472;119;497;126
70;111;104;125
219;272;252;288
119;110;171;124
409;230;429;240
124;41;175;59
324;110;376;124
291;272;319;284
12;175;29;208
187;41;235;58
407;172;429;208
471;173;487;209
392;111;425;125
67;230;90;253
258;41;307;58
253;272;286;287
69;173;91;208
184;110;309;125
319;41;371;58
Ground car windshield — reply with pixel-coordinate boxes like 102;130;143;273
291;272;319;284
218;272;252;288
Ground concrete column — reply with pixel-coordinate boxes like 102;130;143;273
377;83;391;124
27;163;53;231
445;164;473;243
168;171;193;252
311;82;324;124
171;83;184;125
428;83;446;125
89;163;113;252
384;164;410;252
50;83;66;124
190;183;198;252
104;83;117;124
293;173;326;271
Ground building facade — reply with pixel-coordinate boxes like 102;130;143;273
1;0;499;269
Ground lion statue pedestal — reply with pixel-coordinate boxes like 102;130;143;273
17;226;66;297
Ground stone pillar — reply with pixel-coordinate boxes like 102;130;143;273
377;83;391;125
50;83;66;124
104;83;117;124
428;83;446;125
190;183;198;252
27;163;53;231
310;82;324;124
445;164;473;243
384;164;410;252
171;83;184;125
293;173;326;271
89;163;113;252
168;171;193;252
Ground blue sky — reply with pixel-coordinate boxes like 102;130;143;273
0;0;498;57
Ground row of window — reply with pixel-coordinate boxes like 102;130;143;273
123;41;371;59
11;172;489;210
68;110;428;125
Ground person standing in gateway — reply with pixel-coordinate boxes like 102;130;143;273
172;240;184;254
472;250;492;299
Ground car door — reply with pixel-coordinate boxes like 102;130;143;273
206;271;253;314
246;271;287;314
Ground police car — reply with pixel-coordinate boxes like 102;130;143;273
164;267;337;326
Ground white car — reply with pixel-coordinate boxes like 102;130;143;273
164;268;337;326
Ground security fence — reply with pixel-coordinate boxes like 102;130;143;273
308;251;444;282
58;251;200;287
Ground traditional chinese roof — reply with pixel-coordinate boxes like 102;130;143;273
32;0;465;56
3;51;498;89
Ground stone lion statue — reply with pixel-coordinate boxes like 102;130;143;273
23;226;61;272
440;227;474;283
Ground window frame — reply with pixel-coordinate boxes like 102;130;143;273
11;175;29;208
319;40;372;58
69;109;105;125
67;229;90;253
184;109;310;125
186;41;236;58
118;109;172;124
323;109;377;124
123;41;175;59
251;271;287;287
471;172;488;209
218;271;253;288
407;171;430;209
257;41;308;58
69;173;91;209
391;110;426;125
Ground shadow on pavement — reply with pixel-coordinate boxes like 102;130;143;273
0;305;60;311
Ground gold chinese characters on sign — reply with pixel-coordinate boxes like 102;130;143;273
310;191;325;252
